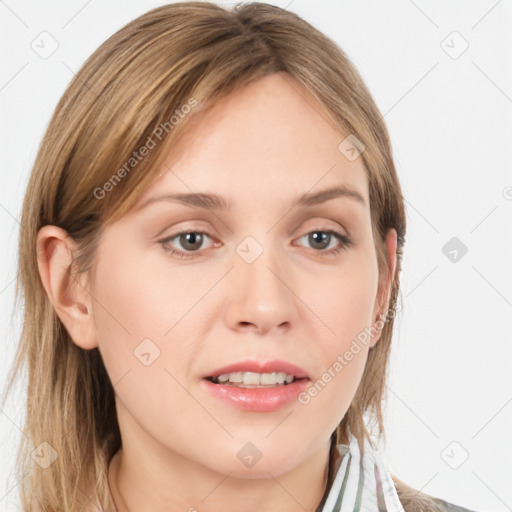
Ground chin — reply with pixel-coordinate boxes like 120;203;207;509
225;459;297;479
196;445;301;479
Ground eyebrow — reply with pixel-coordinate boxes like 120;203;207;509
136;184;366;212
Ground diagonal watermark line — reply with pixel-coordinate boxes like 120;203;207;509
0;203;21;225
415;471;439;492
471;0;503;30
112;368;132;388
265;266;336;335
63;471;102;511
470;204;499;233
406;265;438;298
471;265;512;308
404;197;439;233
162;267;234;337
383;62;439;118
163;367;234;438
0;272;19;296
472;61;512;105
0;472;29;504
398;472;439;509
265;410;294;438
265;471;308;511
472;397;512;439
407;0;439;29
386;384;439;438
0;408;28;439
0;62;29;92
471;471;512;511
0;0;29;28
201;470;233;503
61;0;93;29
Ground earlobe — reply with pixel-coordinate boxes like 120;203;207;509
370;228;398;349
36;225;98;350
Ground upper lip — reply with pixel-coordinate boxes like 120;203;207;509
203;359;310;380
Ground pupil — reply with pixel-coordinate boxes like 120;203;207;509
182;232;202;251
310;231;329;249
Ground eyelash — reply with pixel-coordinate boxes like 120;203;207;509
159;228;353;260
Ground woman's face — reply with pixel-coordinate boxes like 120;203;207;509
87;73;396;477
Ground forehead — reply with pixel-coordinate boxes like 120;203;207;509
135;73;369;210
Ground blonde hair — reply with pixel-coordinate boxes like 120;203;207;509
2;1;444;510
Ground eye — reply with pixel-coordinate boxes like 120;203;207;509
159;230;216;259
296;229;353;256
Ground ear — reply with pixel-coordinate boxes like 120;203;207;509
36;225;98;350
369;228;398;349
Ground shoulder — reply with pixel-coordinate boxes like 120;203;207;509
391;474;480;512
429;495;481;512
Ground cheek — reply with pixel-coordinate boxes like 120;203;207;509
92;227;196;338
89;242;170;383
304;346;368;440
311;253;378;349
298;254;377;427
89;249;199;435
299;301;371;439
90;239;211;394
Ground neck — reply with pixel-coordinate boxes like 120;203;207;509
108;446;331;512
107;405;333;512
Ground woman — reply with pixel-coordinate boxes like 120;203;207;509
3;2;479;510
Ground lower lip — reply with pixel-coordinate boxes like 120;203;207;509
201;378;310;412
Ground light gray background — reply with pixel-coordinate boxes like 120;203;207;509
1;1;511;510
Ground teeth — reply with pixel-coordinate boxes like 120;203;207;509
243;372;261;385
212;371;297;386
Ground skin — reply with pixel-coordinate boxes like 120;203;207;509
37;73;397;512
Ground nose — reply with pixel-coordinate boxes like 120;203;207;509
223;241;298;335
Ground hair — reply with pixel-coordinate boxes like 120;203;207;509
2;1;446;510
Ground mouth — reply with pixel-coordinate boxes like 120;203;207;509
201;361;311;412
205;372;308;388
202;359;310;388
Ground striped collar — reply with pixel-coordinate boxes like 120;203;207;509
316;432;405;512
